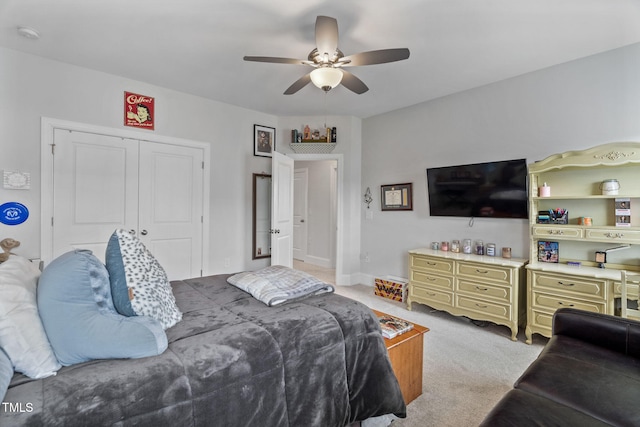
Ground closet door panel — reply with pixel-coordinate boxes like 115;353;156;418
52;129;138;261
138;141;204;280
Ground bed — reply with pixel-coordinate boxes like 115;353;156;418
2;270;407;426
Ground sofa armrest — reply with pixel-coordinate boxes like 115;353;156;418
553;308;640;358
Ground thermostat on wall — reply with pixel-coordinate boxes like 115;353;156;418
3;171;31;189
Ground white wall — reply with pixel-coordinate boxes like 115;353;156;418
0;47;277;274
360;42;640;282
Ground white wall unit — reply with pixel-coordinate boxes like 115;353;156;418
525;142;640;343
408;248;526;341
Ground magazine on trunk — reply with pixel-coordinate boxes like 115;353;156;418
378;313;413;339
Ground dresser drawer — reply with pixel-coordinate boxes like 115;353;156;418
531;291;606;314
456;262;513;285
456;279;511;304
530;271;606;299
456;295;511;321
410;270;453;290
532;225;583;240
410;284;454;308
410;254;454;275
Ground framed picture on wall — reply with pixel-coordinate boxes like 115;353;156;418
254;125;275;157
381;183;413;211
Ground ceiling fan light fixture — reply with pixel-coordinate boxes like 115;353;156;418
310;67;343;92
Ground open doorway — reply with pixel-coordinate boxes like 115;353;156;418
292;159;337;285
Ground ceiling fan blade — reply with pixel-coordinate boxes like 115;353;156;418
315;16;339;56
243;56;306;65
340;48;410;66
340;70;368;94
284;73;312;95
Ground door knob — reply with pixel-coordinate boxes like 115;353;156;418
300;219;305;223
140;229;148;236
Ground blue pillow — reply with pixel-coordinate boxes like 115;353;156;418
105;230;182;329
0;347;12;403
37;250;168;366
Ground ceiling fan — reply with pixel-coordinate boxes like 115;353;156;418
243;16;410;95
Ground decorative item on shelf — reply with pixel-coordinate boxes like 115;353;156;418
615;198;631;227
537;209;568;224
539;182;551;197
451;240;460;253
486;243;496;256
326;127;331;142
431;241;440;250
578;217;592;226
331;127;337;143
502;247;512;259
463;239;472;254
600;179;620;195
538;241;559;263
475;240;484;255
440;241;449;252
566;261;581;267
303;125;311;140
291;129;298;144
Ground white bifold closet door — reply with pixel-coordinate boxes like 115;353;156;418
52;129;204;280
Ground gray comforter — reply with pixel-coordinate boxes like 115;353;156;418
3;274;406;426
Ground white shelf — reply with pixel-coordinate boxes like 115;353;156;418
289;142;336;154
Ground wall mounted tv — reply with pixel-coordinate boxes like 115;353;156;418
427;159;528;219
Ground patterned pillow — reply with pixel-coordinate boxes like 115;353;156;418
105;230;182;329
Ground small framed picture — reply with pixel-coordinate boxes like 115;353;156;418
254;125;275;157
538;241;559;263
381;183;413;211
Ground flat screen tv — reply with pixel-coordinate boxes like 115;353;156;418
427;159;528;219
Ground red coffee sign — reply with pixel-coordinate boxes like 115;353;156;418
124;91;154;130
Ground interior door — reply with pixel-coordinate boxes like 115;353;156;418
293;168;308;261
138;141;204;280
271;151;294;267
52;129;139;260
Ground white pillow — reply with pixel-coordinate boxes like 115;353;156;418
0;256;61;378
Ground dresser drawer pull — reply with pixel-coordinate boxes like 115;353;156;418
475;303;488;309
548;230;564;235
557;281;575;287
604;232;624;239
427;276;438;281
557;302;575;307
426;292;437;297
426;262;438;266
475;286;489;291
475;269;489;274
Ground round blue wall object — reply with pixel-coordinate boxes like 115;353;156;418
0;202;29;225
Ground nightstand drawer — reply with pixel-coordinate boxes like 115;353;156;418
411;270;453;290
585;228;640;244
530;271;606;299
410;255;454;275
456;262;512;285
531;291;606;313
457;279;511;303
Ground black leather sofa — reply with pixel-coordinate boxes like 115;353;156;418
480;308;640;427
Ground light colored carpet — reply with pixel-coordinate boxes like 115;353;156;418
293;260;547;427
335;284;547;427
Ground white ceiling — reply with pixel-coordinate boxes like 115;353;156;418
1;0;640;118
